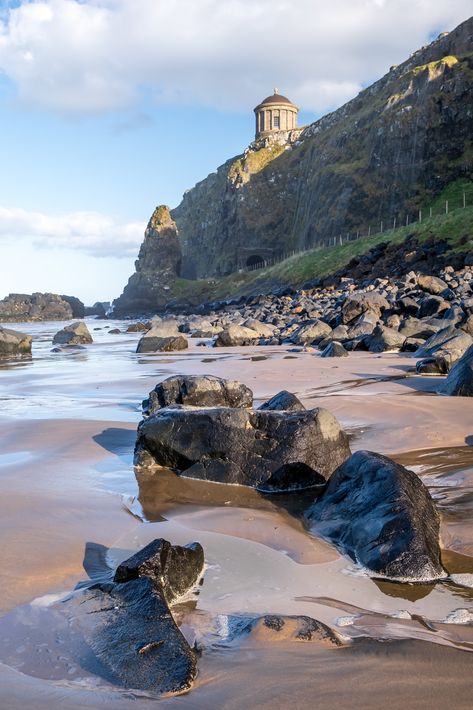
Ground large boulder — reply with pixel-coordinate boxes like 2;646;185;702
289;319;332;345
258;390;305;412
242;318;277;337
439;343;473;396
143;375;253;415
214;325;261;347
341;292;389;324
137;335;188;353
417;274;448;295
0;326;32;356
414;326;473;369
52;321;93;345
305;450;445;582
368;324;406;353
135;407;351;488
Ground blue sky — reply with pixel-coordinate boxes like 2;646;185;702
0;0;471;304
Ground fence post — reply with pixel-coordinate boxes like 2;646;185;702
430;206;432;218
380;221;383;233
393;217;396;231
368;225;371;237
446;200;449;215
406;214;409;226
419;210;422;223
463;191;466;209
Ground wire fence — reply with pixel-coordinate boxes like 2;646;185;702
241;183;473;274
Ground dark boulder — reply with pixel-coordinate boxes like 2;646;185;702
416;357;448;375
321;341;349;358
289;319;332;345
126;321;151;332
114;538;204;603
0;326;32;357
439;343;473;396
77;576;197;694
414;326;473;369
305;450;445;581
137;335;188;353
135;406;351;488
258;390;305;411
143;375;253;415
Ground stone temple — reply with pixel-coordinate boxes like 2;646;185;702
254;88;299;141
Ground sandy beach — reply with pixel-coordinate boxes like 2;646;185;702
1;319;473;708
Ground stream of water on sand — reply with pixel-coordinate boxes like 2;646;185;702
1;319;473;708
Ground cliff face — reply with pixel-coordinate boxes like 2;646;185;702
113;206;182;315
115;17;473;314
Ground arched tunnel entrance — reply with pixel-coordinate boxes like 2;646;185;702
246;254;265;269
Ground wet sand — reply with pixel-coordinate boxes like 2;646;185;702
1;320;473;708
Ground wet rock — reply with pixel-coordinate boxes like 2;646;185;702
256;462;324;493
135;406;351;487
214;325;261;347
143;375;253;415
305;450;445;581
137;335;188;353
0;326;32;357
440;343;473;396
368;324;406;353
114;538;204;603
321;341;349;358
417;274;448;295
109;328;121;335
52;321;93;345
258;390;305;411
77;576;197;694
233;614;343;645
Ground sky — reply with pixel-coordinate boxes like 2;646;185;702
0;0;471;304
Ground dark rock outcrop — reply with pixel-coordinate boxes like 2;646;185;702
113;206;182;316
143;375;253;415
305;450;445;581
0;292;83;322
135;406;351;488
0;326;32;357
53;321;93;345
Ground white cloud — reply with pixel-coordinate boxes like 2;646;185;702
0;0;471;115
0;205;146;257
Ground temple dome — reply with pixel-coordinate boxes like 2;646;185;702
253;89;299;140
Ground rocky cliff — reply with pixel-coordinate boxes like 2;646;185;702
115;206;182;315
114;17;473;315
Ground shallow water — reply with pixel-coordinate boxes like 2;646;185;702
1;319;473;708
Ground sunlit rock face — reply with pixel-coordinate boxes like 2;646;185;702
114;18;473;315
